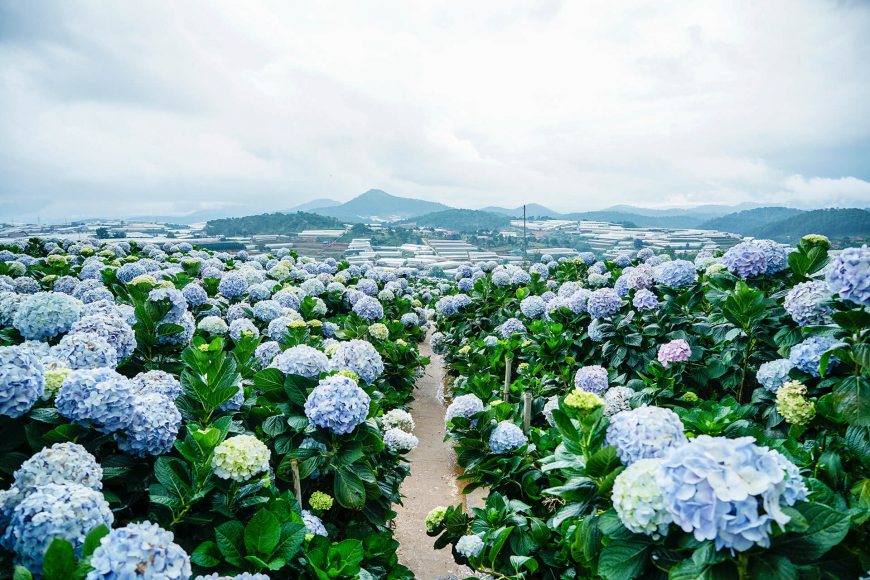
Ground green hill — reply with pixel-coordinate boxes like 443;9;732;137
205;212;345;236
698;207;805;235
409;209;512;231
746;208;870;242
479;203;562;218
309;189;450;222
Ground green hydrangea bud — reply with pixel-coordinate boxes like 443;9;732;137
425;506;448;532
564;389;604;411
681;392;699;402
309;491;334;511
336;370;359;381
776;381;816;425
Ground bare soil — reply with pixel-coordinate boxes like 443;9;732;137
393;338;471;580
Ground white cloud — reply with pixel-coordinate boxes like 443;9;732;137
1;0;869;220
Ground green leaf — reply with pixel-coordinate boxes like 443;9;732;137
550;409;580;442
749;555;798;580
215;521;246;567
772;502;850;562
82;525;110;559
598;538;651;580
13;567;33;580
273;522;306;561
334;467;366;509
42;538;77;580
586;446;620;480
832;310;870;331
245;509;281;557
846;426;870;469
833;376;870;426
853;343;870;370
191;541;222;567
335;539;365;567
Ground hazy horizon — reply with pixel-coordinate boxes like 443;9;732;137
2;1;870;222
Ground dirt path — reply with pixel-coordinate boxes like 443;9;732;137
393;338;468;580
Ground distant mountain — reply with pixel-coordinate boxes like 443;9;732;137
308;190;450;222
280;198;341;213
132;206;260;224
560;211;707;229
205;211;345;237
479;204;562;218
745;208;870;242
698;207;805;235
409;209;512;231
602;203;762;218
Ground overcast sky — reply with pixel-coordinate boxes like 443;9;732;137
1;0;869;221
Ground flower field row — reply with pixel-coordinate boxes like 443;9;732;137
426;240;870;579
0;238;441;579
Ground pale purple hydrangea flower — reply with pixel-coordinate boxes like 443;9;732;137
574;365;609;395
825;245;870;306
657;339;691;368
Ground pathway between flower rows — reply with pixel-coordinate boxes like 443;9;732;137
393;337;469;580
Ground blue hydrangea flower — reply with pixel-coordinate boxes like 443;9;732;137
56;368;136;433
302;510;328;537
784;281;833;327
181;283;208;307
356;278;378;296
452;294;472;309
633;289;659;311
458;278;473;292
148;288;188;318
304;375;370;435
445;394;484;427
156;311;195;346
12;291;83;340
722;242;768;279
755;240;789;274
246;283;273;303
789;335;839;377
353;296;384;322
273;289;301;310
586;288;622;319
322;321;339;338
435;296;457;317
520;295;546;319
511;270;531;285
574;365;609;395
614;274;630;297
218;273;248;298
115;393;181;457
0;346;44;418
757;359;794;393
132;370;182;400
615;254;632;267
605;405;688;465
530;263;549;280
588;318;604;342
329;340;384;385
86;521;190;580
273;345;328;379
653;260;696;288
3;483;113;571
657;436;807;552
825;245;870;306
491;270;511;287
565;288;591;314
400;312;419;326
252;299;283;322
54;275;80;295
254;341;282;369
489;421;528;454
69;313;137;361
229;318;259;342
116;262;147;284
579;252;596;265
499;317;527;339
0;443;102;527
558;281;580;297
52;331;119;369
456;535;484;559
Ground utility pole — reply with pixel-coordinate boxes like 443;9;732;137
523;204;527;265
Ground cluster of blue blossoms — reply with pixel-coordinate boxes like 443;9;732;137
304;375;371;435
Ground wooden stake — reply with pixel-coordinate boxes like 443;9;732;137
523;392;532;433
291;459;302;507
503;357;512;400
